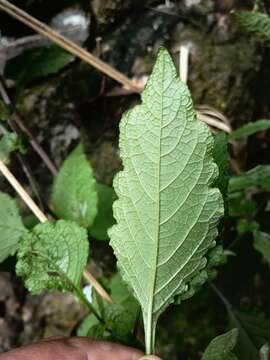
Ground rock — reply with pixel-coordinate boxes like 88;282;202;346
20;292;86;342
169;16;261;126
90;0;155;33
0;272;86;350
51;7;91;44
0;273;22;351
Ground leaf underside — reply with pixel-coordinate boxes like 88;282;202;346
109;48;223;353
16;220;88;294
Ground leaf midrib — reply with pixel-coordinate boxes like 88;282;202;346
146;59;165;352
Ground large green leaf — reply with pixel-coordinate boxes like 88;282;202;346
202;329;238;360
234;10;270;42
229;120;270;140
52;144;98;228
229;165;270;193
0;192;26;263
89;183;116;240
253;230;270;266
16;219;88;294
109;48;223;354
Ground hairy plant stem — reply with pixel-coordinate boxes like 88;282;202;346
32;251;105;324
57;266;104;324
145;318;156;355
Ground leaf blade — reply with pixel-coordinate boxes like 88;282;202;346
202;329;239;360
5;46;74;88
0;131;18;164
16;219;89;294
0;192;26;263
253;230;270;266
89;183;116;240
213;132;229;202
229;120;270;140
52;144;98;228
109;48;223;353
234;10;270;43
229;310;270;360
229;165;270;193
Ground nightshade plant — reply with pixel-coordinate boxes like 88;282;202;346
108;48;224;355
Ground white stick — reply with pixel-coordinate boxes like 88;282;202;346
0;159;47;223
179;44;190;84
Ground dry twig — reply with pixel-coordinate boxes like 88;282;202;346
0;0;138;91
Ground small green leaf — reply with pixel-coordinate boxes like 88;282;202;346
77;273;139;339
229;120;270;140
253;230;270;266
0;192;26;263
0;132;18;164
109;273;140;334
52;144;98;228
77;314;99;337
16;219;89;294
89;183;116;240
77;312;106;340
202;329;239;360
234;11;270;42
0;100;10;122
236;219;259;236
104;273;140;337
104;302;138;337
213;132;229;204
109;48;223;354
110;273;135;304
229;166;270;193
87;323;107;340
5;46;74;88
228;309;270;360
228;192;256;218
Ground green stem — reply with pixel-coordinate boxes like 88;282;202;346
72;283;104;324
52;264;105;324
30;251;105;324
145;317;156;355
